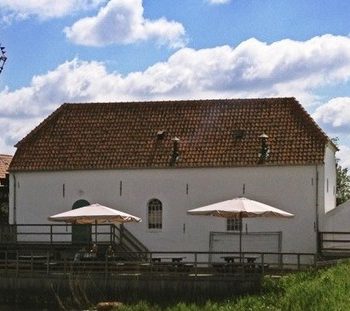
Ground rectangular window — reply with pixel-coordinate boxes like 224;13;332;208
227;218;242;231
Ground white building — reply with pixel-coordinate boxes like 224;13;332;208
8;98;337;254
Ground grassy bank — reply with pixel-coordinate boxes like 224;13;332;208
117;262;350;311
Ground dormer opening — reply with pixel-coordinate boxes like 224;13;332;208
233;129;246;140
156;130;167;140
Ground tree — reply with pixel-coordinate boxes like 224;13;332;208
336;163;350;205
332;138;350;205
0;43;7;74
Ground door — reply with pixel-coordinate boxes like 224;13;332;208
71;199;92;244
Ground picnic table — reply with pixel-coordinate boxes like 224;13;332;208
221;255;259;263
151;256;186;263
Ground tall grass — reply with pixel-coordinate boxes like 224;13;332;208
118;261;350;311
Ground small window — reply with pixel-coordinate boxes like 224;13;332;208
227;218;242;231
148;199;162;229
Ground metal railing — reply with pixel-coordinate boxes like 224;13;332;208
0;224;148;253
0;250;317;279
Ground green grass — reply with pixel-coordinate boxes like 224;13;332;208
117;261;350;311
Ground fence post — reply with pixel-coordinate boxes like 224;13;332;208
297;254;301;270
261;253;265;274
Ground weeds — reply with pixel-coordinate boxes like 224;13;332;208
117;261;350;311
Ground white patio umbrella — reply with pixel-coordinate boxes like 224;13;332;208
48;203;141;242
187;197;294;260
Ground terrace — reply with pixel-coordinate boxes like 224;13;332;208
0;223;333;302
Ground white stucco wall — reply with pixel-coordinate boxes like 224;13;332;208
323;200;350;232
323;144;337;213
9;166;322;253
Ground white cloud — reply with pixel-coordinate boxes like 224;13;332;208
0;0;105;20
207;0;231;4
313;97;350;133
3;34;350;155
64;0;186;48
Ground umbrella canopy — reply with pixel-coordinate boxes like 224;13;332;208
187;197;294;219
187;197;294;260
48;203;142;224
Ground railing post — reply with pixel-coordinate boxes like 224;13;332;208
63;257;67;274
47;251;50;275
50;225;53;244
120;224;124;246
150;252;153;273
5;250;8;275
31;250;34;275
261;253;264;274
317;232;322;255
16;250;19;277
314;254;317;268
297;254;301;270
194;252;198;277
105;255;108;278
279;253;283;271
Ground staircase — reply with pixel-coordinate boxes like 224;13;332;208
110;224;149;260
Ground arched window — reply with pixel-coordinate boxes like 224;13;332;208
148;199;162;229
72;199;90;210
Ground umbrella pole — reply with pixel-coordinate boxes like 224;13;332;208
239;212;242;263
95;220;98;243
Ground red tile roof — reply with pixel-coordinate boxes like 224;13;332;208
0;154;12;178
9;98;330;172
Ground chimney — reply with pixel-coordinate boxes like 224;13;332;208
258;133;269;163
170;137;180;166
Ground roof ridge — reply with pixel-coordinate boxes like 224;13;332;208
63;97;296;106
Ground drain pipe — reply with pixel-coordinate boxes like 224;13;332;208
315;166;319;254
12;174;16;224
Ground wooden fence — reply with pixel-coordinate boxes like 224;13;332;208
319;231;350;254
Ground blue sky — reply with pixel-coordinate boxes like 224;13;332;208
1;0;350;167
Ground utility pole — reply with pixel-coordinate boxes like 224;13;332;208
0;43;7;74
